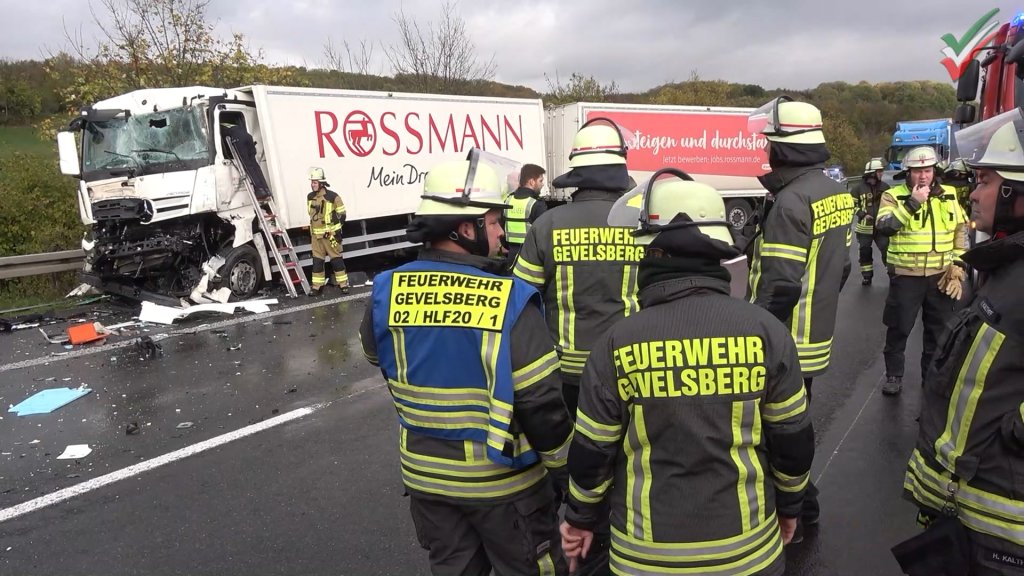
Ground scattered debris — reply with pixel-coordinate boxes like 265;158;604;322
176;422;194;429
126;422;140;435
228;344;242;351
56;445;92;460
134;336;163;359
38;328;70;344
138;299;279;325
66;474;81;479
286;387;297;394
66;283;100;298
9;387;92;416
67;322;107;345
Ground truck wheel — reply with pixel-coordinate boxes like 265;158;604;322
725;200;753;231
218;245;263;300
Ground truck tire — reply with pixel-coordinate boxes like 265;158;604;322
725;199;753;231
218;244;263;300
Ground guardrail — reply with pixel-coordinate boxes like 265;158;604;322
0;250;85;280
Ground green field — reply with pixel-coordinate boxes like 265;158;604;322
0;125;54;158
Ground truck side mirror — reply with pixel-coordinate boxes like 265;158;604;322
956;60;980;102
57;131;81;177
954;104;976;125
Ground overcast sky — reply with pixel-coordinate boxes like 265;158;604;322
2;0;1020;92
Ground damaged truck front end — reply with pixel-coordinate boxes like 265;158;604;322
83;211;237;304
57;93;265;304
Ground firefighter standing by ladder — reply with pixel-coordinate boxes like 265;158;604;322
307;167;349;295
359;151;573;576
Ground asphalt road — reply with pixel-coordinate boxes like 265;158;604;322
0;246;932;576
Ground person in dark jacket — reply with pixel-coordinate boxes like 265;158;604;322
899;109;1024;576
360;152;573;576
852;158;891;284
745;95;853;540
513;117;642;575
560;169;814;576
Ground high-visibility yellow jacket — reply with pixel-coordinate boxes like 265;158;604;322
307;188;346;237
876;183;968;276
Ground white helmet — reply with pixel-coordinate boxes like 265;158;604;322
568;117;628;168
415;149;513;217
309;167;328;182
747;96;826;145
901;146;939;170
608;168;733;246
864;158;885;174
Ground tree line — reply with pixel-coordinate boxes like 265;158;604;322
1;0;958;173
0;0;959;284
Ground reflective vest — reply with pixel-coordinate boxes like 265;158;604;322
371;259;541;470
504;193;537;245
307;189;346;236
880;184;965;270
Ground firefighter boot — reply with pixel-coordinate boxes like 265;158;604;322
883;375;903;396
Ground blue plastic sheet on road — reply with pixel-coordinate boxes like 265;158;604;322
9;387;92;416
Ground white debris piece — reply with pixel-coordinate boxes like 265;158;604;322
56;444;92;460
138;299;279;325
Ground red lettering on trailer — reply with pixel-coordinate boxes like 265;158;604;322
314;110;528;157
315;111;343;158
405;113;424;154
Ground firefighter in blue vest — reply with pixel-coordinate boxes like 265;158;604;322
359;150;573;576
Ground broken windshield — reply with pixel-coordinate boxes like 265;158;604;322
81;106;210;181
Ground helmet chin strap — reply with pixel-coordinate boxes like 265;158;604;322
993;182;1024;238
448;218;493;257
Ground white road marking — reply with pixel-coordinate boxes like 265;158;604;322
814;374;883;485
0;402;325;525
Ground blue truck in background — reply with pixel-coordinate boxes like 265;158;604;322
884;119;954;178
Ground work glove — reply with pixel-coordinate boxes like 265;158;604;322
937;263;966;301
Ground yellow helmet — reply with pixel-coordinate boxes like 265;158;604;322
902;146;939;170
416;154;510;217
864;158;885;174
568;117;628;168
607;168;733;246
747;96;825;145
309;167;327;181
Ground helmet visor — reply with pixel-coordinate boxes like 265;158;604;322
953;108;1024;169
606;168;695;229
746;99;779;135
462;148;519;206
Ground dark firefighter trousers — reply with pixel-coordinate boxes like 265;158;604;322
883;274;954;380
857;231;890;279
408;484;567;576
